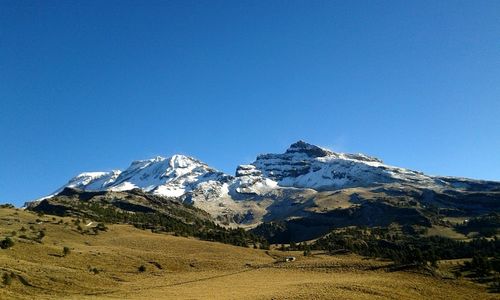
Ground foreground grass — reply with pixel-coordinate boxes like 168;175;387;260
0;208;495;299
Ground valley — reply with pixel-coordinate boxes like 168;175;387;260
0;207;494;300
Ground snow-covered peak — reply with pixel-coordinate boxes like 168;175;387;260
64;170;121;191
252;141;436;190
106;154;227;196
39;154;231;200
285;140;334;157
169;154;200;168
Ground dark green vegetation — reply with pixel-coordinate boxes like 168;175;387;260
456;213;500;237
310;227;498;264
27;188;266;248
2;273;14;286
0;237;14;249
62;246;71;257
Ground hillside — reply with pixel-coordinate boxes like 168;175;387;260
25;188;264;247
0;207;496;299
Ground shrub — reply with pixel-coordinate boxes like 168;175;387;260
63;246;71;256
2;273;12;285
138;265;146;272
0;237;14;249
96;223;108;232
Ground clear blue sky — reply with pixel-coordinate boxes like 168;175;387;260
1;1;499;206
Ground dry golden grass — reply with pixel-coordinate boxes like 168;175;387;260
0;208;496;299
424;225;469;240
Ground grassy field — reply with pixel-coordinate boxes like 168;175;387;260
0;208;496;299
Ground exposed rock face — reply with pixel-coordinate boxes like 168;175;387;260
232;165;277;195
285;140;334;157
235;165;262;177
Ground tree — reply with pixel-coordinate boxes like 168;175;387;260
138;265;146;272
471;254;492;277
63;246;71;257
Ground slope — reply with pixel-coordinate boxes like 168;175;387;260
0;207;493;300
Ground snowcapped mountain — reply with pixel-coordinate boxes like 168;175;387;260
250;140;440;190
107;155;232;197
32;140;500;229
50;155;232;199
49;141;446;198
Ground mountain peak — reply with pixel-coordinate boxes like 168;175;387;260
285;140;334;157
168;154;205;169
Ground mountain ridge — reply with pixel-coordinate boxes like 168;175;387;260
38;140;500;200
28;140;500;234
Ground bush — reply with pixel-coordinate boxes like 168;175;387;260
468;254;492;277
0;237;14;249
63;246;71;256
138;265;146;272
2;273;13;285
96;223;108;232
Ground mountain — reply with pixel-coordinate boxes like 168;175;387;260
28;140;500;242
45;155;231;198
252;140;439;189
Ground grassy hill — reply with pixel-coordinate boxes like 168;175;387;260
0;207;496;299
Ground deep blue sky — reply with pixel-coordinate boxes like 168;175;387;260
1;1;499;205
